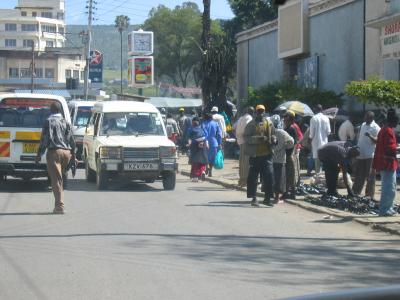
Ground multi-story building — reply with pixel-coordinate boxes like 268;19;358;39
236;0;400;111
0;0;85;91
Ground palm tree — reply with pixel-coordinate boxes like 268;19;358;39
115;15;130;94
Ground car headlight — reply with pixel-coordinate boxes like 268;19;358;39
160;146;176;158
100;147;122;159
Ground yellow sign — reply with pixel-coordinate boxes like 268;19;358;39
23;143;39;153
16;132;41;140
0;131;10;139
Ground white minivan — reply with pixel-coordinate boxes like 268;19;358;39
0;93;71;181
83;101;178;190
68;100;96;160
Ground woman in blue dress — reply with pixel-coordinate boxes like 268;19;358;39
202;112;222;177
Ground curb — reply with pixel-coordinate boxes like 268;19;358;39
179;169;400;236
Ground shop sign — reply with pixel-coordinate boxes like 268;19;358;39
382;21;400;59
128;56;154;87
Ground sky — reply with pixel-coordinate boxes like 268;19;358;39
4;0;234;25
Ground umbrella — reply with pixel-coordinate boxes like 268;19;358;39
273;101;314;117
323;107;348;121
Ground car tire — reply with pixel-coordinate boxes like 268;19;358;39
85;158;96;182
162;172;176;190
96;161;108;190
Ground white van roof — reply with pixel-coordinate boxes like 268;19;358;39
68;100;97;108
92;101;160;113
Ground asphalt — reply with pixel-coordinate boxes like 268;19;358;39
178;155;400;236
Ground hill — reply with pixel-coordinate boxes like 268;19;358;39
66;24;140;70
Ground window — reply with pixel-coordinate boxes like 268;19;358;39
9;68;19;78
57;12;64;20
21;24;38;31
41;12;52;18
23;39;34;47
21;11;27;16
58;27;64;34
20;68;31;78
73;70;79;79
75;107;93;127
65;69;71;79
100;113;164;136
45;68;54;78
46;41;54;47
32;11;37;17
5;23;17;31
81;71;85;80
41;25;56;33
5;39;16;47
34;68;43;78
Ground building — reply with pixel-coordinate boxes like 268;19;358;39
236;0;400;110
0;0;86;91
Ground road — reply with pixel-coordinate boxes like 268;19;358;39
1;171;400;300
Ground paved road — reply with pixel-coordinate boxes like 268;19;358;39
1;171;400;300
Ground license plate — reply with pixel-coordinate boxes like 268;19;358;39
124;162;158;171
23;143;39;153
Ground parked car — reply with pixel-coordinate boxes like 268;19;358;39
0;93;71;181
68;100;96;160
83;101;178;190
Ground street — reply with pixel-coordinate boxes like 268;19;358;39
1;171;400;300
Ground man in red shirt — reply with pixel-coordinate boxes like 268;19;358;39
373;109;399;216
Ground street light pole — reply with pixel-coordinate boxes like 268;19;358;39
84;0;93;101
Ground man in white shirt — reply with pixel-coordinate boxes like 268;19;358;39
353;111;380;198
309;104;331;174
338;118;355;142
234;107;254;186
211;106;227;138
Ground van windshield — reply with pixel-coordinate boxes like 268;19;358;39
0;98;63;128
100;112;164;136
75;106;92;127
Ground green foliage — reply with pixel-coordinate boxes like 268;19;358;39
345;78;400;108
143;2;222;88
247;82;344;112
228;0;277;30
115;15;130;33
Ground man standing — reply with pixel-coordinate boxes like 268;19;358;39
234;107;254;187
283;110;298;200
166;113;180;143
244;104;275;207
211;106;227;138
353;111;380;198
177;108;188;153
310;104;331;174
373;109;398;216
318;141;360;197
36;102;76;214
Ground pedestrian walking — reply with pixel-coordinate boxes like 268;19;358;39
310;104;331;174
202;111;222;177
211;106;227;138
166;113;180;144
35;102;76;214
177;107;188;153
234;106;254;187
187;117;208;182
353;111;380;199
318;141;359;197
243;104;275;207
373;109;399;216
283;110;298;200
270;115;294;204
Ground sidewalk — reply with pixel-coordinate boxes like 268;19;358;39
178;155;400;236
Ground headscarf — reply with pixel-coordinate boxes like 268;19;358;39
270;114;282;129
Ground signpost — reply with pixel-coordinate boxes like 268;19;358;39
89;49;103;83
128;30;154;94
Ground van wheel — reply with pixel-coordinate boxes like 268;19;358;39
96;161;108;190
85;159;96;182
162;172;176;190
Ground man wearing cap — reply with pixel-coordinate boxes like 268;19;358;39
211;106;227;138
373;109;399;216
318;141;359;197
243;104;276;207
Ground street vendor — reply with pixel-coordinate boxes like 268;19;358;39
318;141;360;197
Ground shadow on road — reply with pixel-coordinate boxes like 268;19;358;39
66;178;163;193
0;179;50;193
0;212;53;216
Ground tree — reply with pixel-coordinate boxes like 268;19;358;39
115;15;130;94
228;0;278;30
201;0;212;105
144;3;208;88
346;78;400;108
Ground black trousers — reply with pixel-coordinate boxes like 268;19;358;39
247;155;274;200
322;160;340;195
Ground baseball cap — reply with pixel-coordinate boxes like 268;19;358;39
255;104;265;111
211;106;219;112
179;107;185;112
284;110;295;118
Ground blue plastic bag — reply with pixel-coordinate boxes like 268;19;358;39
214;149;224;169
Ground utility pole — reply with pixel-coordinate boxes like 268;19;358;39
84;0;94;101
30;43;35;93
